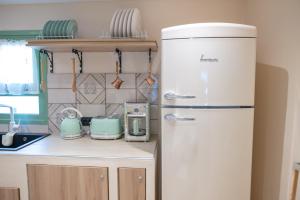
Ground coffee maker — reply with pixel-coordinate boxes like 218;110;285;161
124;102;150;142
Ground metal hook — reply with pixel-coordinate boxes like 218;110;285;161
115;48;122;73
149;48;152;64
40;49;54;73
72;49;83;73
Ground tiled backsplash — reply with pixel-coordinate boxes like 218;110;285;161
47;72;160;134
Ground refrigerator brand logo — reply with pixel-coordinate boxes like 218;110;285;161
200;54;219;62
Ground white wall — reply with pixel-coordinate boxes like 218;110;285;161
246;0;300;199
0;0;246;40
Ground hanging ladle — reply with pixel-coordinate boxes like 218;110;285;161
111;61;124;89
112;49;124;89
145;49;155;86
71;58;77;93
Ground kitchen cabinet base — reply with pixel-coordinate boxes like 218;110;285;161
0;187;20;200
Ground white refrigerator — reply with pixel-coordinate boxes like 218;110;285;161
161;23;257;200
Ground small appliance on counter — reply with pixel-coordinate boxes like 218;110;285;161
124;102;150;142
60;107;83;140
90;115;122;140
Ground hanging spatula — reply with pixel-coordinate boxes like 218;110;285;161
72;58;77;93
40;54;47;93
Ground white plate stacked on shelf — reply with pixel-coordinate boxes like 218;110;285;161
110;8;143;38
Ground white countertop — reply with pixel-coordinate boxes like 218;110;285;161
0;134;158;160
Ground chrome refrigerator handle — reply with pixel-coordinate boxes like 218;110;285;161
164;114;195;121
164;92;196;100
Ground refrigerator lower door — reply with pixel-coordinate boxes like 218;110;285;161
161;108;254;200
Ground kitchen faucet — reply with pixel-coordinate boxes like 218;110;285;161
0;104;20;133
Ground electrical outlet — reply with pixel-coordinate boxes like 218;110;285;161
81;117;92;126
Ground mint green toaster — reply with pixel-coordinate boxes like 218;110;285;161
90;117;122;140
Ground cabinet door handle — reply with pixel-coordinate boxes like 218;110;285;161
164;114;195;121
100;174;104;181
164;92;196;100
138;175;143;183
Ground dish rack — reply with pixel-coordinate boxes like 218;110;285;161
36;35;76;40
39;19;78;40
98;31;148;40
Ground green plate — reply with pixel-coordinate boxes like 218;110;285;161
42;20;51;37
59;20;66;37
56;21;62;37
53;20;60;38
67;19;78;38
62;20;68;38
48;20;55;37
45;20;53;38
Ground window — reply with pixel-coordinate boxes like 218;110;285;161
0;31;48;124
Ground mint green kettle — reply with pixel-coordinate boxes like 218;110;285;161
60;107;83;139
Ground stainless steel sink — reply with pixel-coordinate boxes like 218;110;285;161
0;133;50;151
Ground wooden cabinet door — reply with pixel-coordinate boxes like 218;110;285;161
119;168;146;200
27;164;108;200
0;187;20;200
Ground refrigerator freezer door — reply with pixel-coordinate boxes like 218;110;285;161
161;108;254;200
161;38;256;106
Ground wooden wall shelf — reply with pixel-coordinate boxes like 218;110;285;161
26;38;158;52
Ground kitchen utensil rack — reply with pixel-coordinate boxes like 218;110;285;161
39;49;54;73
72;49;83;73
115;48;122;73
27;38;157;73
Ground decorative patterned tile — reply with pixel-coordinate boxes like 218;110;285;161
48;103;77;119
77;88;105;104
77;73;105;89
48;103;76;134
106;73;136;89
47;73;73;89
106;104;124;116
46;70;161;134
77;73;105;104
48;120;59;134
136;73;159;89
48;89;76;103
137;88;159;104
77;104;105;117
106;89;136;104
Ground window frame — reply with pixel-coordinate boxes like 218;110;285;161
0;30;48;125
